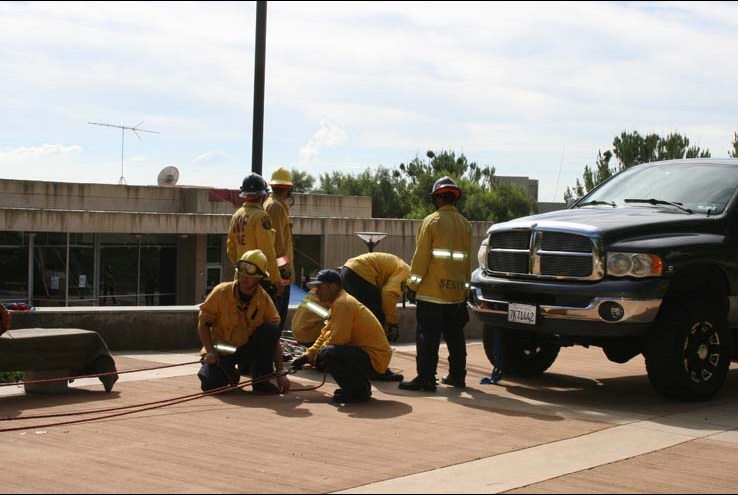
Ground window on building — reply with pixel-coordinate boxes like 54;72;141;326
68;233;95;306
140;234;176;306
206;234;224;296
0;232;29;304
33;233;67;307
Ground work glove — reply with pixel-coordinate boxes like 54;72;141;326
385;323;400;343
290;354;309;372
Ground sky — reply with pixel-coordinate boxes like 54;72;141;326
2;1;738;203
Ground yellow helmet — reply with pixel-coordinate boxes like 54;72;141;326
270;167;293;187
236;250;270;278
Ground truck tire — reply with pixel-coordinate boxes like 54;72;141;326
483;326;560;376
645;301;732;401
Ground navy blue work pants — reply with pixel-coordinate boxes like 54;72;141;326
415;300;469;382
198;322;281;391
340;267;385;327
317;344;373;398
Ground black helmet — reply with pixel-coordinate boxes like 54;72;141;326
431;176;462;199
239;173;269;198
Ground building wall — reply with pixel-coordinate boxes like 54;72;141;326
0;178;491;306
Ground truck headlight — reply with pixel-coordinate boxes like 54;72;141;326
607;252;662;277
478;240;488;270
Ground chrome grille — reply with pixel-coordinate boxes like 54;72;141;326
486;229;602;280
540;254;593;277
490;231;530;249
540;232;592;252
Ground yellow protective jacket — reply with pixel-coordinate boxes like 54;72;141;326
226;202;281;287
344;252;410;326
263;194;295;284
306;290;392;374
407;204;472;304
290;289;329;345
198;280;280;354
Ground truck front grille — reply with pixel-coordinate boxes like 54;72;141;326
486;229;603;281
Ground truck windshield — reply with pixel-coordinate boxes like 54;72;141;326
579;162;738;215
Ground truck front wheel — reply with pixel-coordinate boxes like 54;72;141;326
483;326;560;376
645;301;732;401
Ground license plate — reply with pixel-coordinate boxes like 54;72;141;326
508;303;536;325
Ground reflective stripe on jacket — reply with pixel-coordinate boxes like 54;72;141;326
407;204;472;304
226;202;281;287
290;290;329;344
344;252;410;325
264;195;295;284
306;290;392;374
198;280;280;354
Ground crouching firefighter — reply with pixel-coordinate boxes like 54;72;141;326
197;249;291;394
290;269;396;403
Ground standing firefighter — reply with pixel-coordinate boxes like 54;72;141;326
264;167;295;330
227;173;284;303
399;176;472;392
197;249;290;394
340;252;410;343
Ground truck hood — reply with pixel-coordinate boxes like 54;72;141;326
490;207;719;239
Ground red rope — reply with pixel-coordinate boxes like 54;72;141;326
0;372;282;433
0;360;202;388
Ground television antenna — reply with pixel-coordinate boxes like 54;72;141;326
89;121;160;185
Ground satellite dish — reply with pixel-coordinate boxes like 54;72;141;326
157;166;180;186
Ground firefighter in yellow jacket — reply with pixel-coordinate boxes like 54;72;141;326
290;288;329;347
264;167;295;330
340;252;410;342
399;177;472;392
290;269;393;404
197;250;290;394
227;173;284;302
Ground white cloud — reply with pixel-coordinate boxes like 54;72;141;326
299;120;348;164
0;144;81;165
2;2;738;201
190;151;231;167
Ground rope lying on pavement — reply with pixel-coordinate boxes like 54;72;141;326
0;360;202;388
0;368;327;432
1;370;326;433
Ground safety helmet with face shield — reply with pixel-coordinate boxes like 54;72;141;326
235;250;270;279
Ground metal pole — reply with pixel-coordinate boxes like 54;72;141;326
252;0;267;175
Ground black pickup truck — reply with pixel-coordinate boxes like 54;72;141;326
469;158;738;401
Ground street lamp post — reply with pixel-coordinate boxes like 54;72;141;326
355;232;387;253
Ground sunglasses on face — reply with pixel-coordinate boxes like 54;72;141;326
236;260;265;277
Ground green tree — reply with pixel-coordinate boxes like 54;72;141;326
564;150;612;203
316;166;409;218
399;150;533;221
567;131;711;201
290;168;315;193
314;150;535;222
730;130;738;158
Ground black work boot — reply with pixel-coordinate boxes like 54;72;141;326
398;376;437;392
441;374;466;388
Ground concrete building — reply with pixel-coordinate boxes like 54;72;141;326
0;178;490;307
